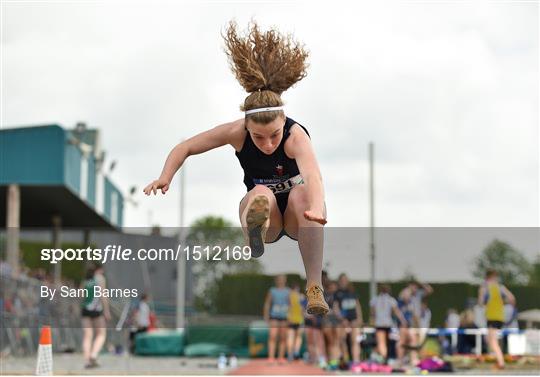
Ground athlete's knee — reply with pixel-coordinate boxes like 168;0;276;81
251;184;275;197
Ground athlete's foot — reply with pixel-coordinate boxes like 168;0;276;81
84;358;99;369
245;195;270;258
305;284;329;315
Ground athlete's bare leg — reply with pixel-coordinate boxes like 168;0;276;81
81;318;93;364
488;328;505;368
268;320;279;361
376;329;388;359
278;325;288;361
350;321;361;363
283;184;324;288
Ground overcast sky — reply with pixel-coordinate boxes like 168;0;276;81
2;1;539;279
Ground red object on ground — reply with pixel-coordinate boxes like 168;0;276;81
39;326;52;345
228;359;327;375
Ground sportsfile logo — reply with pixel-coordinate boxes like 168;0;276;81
40;245;253;264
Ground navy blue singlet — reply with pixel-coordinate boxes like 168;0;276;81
334;289;358;321
235;117;309;215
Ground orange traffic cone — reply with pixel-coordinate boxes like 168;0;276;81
35;326;53;375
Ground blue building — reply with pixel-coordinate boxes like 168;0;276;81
1;123;124;228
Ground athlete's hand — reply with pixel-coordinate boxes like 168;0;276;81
143;178;170;195
304;210;327;225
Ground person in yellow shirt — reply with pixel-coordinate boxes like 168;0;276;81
287;282;306;361
477;269;516;369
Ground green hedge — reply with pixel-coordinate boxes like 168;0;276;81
215;274;540;327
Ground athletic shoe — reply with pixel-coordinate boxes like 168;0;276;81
318;359;328;369
84;358;99;369
349;361;363;373
326;359;339;371
305;284;329;315
245;195;270;258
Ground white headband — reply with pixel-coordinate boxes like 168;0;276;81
245;106;284;115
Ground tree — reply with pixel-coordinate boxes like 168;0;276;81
528;255;540;287
186;215;263;313
472;239;532;286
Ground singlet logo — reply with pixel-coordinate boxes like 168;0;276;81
342;298;357;310
276;164;284;176
253;174;304;194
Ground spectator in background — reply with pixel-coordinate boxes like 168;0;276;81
321;281;341;370
263;274;290;363
457;309;478;354
397;289;420;366
304;310;324;366
304;272;326;367
478;269;516;370
446;308;460;329
287;282;305;361
370;284;405;363
442;308;461;354
334;273;362;367
400;281;433;320
81;264;110;369
418;299;432;344
129;293;151;353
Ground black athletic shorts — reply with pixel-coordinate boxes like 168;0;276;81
305;316;322;329
269;316;288;323
81;308;103;318
487;320;503;329
342;314;358;323
322;314;341;327
289;323;301;330
376;327;391;334
275;193;290;216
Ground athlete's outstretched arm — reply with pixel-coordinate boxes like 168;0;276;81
287;126;326;225
501;285;516;306
143;121;240;195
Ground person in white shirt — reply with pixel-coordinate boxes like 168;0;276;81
370;284;406;362
129;294;151;353
399;281;433;320
419;301;431;329
136;295;151;329
418;300;432;345
443;308;461;354
445;308;460;329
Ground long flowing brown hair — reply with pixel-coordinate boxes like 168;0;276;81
223;21;309;124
